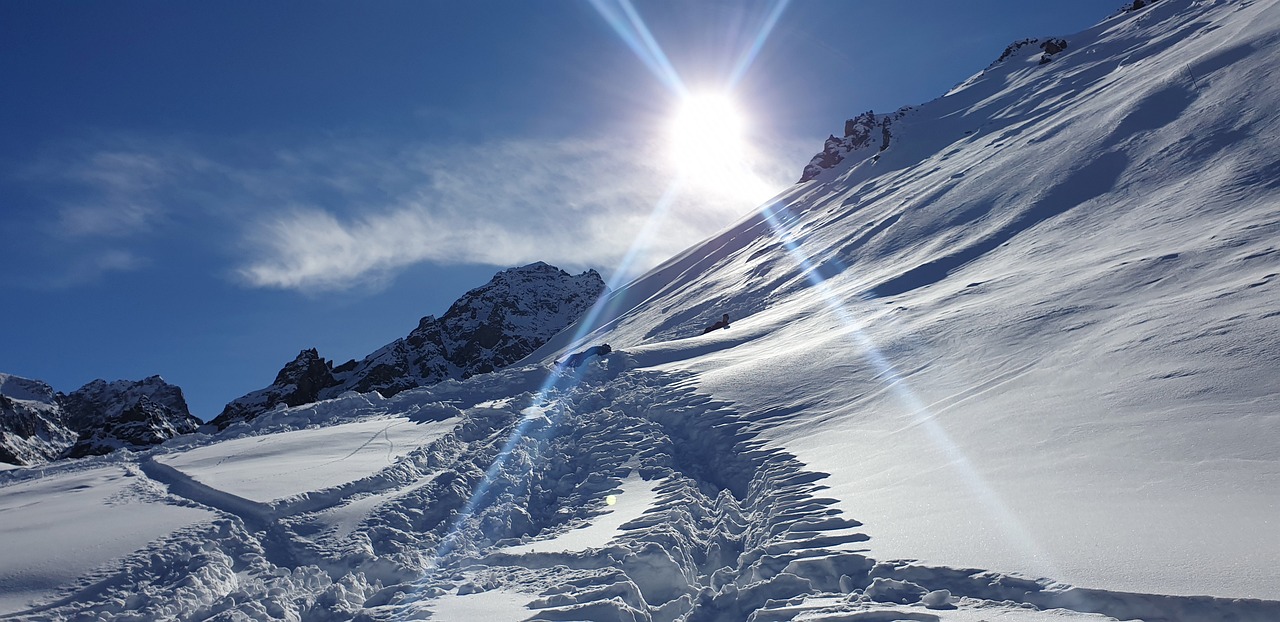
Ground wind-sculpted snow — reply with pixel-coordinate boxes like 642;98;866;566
5;0;1280;618
522;0;1280;602
5;353;1277;621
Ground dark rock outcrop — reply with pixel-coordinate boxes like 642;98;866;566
800;108;913;182
1039;38;1069;64
1123;0;1160;13
0;373;199;465
0;374;77;465
59;376;201;458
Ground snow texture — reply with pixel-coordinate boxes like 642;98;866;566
2;0;1279;620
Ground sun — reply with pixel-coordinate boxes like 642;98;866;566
665;90;778;205
669;92;747;176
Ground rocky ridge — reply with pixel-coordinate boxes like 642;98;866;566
60;376;201;459
211;262;607;429
799;27;1077;184
798;107;914;182
0;373;199;465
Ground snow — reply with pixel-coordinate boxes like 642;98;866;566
0;373;57;404
0;465;212;614
525;0;1280;603
3;0;1280;619
501;471;660;554
157;415;456;503
421;588;536;620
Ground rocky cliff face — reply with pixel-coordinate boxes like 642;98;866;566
59;376;201;459
0;374;77;465
0;373;199;465
211;262;607;429
799;107;913;182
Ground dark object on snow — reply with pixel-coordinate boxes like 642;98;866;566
702;314;731;334
560;344;612;369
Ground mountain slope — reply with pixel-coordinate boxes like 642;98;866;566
532;0;1280;600
1;0;1278;620
211;262;606;428
59;376;201;459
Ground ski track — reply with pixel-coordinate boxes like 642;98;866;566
4;355;1278;621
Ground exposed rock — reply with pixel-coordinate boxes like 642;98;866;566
993;38;1040;66
59;376;201;458
1040;38;1069;55
1039;38;1069;64
800;108;912;182
0;374;77;465
209;348;339;429
1;373;199;465
1124;0;1160;13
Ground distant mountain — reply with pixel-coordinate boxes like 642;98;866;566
0;373;198;465
59;376;200;459
211;262;607;428
0;374;77;465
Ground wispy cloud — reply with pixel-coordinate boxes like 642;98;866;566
11;129;809;292
236;132;803;291
21;139;196;239
44;249;148;289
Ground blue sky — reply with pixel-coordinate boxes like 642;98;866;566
0;1;1120;418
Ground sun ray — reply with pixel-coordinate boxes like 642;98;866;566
755;199;1061;578
396;3;803;614
729;0;791;88
588;0;686;96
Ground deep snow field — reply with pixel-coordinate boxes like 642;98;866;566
3;0;1279;620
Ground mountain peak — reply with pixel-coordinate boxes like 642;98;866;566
1;374;199;465
211;262;608;429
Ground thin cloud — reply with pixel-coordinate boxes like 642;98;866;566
58;202;160;238
11;130;810;293
236;133;803;292
21;140;195;239
45;250;148;289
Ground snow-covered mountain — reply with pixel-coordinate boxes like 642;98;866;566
2;1;1279;620
211;262;607;428
59;376;200;459
0;374;198;465
0;374;77;465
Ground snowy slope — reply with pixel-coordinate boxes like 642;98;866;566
1;1;1278;620
0;464;213;615
531;0;1280;602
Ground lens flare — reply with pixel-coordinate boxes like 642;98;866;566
670;92;745;169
